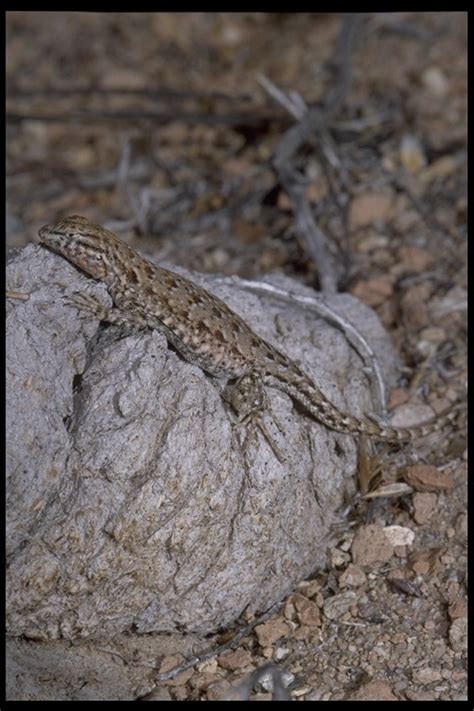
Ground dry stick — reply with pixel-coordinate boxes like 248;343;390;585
7;85;255;103
332;112;393;133
270;14;365;295
257;73;306;121
273;129;332;292
113;137;152;236
10;161;154;205
368;13;433;40
318;129;352;274
274;107;339;294
6;108;290;128
153;601;283;682
6;290;30;300
324;13;365;116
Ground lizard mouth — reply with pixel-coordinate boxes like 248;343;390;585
38;224;56;244
38;225;70;257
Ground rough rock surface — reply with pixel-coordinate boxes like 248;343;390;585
7;244;399;697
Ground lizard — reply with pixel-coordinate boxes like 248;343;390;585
38;215;458;444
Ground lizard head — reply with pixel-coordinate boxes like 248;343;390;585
38;215;125;282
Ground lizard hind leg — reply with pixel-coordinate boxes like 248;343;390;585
223;372;286;463
223;372;268;425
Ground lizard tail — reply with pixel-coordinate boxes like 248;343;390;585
264;371;460;442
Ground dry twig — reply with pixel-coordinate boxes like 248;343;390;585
153;601;283;682
267;14;365;294
6;108;290;129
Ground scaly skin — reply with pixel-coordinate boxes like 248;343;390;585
39;215;457;442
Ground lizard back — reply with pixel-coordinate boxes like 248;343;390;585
39;216;460;443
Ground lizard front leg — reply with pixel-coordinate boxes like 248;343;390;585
64;291;149;330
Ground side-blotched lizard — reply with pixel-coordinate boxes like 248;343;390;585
38;215;456;443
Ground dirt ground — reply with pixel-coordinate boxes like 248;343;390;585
6;12;467;701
